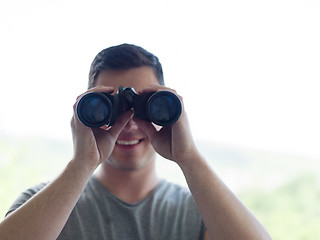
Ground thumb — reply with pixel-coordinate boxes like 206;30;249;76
107;110;134;139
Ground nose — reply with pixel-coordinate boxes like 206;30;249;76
122;117;139;132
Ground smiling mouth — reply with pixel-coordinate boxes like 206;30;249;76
116;139;142;146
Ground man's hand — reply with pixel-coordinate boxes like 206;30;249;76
135;85;200;165
71;86;133;169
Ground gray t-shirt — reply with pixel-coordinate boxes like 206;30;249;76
8;177;205;240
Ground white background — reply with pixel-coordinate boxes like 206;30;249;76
1;0;319;159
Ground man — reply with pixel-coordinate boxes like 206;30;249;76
0;44;271;239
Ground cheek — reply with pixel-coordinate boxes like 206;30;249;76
146;144;157;159
141;139;156;155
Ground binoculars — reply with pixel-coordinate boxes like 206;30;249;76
76;86;182;128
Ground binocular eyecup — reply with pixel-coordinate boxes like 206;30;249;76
76;86;182;128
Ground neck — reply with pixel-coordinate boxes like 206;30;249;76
94;159;160;203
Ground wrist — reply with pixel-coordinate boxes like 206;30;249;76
176;149;205;170
66;157;98;179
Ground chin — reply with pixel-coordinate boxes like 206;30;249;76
106;157;155;172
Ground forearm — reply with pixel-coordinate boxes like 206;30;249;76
0;159;95;240
179;153;271;240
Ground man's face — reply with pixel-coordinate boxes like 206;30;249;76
95;66;160;171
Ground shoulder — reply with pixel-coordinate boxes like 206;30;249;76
6;182;48;216
13;182;47;200
22;182;48;196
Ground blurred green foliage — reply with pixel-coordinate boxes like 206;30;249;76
239;174;320;240
1;134;319;239
0;135;72;217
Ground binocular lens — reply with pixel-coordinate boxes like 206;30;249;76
147;92;182;126
76;88;182;128
77;93;112;127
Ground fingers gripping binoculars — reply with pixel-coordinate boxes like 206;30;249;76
76;86;182;128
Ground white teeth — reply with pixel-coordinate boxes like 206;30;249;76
116;140;139;145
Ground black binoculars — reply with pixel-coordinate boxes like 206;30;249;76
76;86;182;128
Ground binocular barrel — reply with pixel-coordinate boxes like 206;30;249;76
76;87;182;128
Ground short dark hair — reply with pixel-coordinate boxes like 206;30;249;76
88;44;164;88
